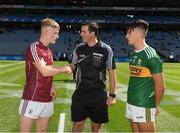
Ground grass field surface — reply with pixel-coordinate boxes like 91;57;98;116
0;61;180;132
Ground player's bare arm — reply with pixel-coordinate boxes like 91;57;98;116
50;85;56;101
107;69;117;106
33;58;72;77
152;73;165;114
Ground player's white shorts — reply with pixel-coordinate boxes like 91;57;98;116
19;99;53;119
126;103;156;122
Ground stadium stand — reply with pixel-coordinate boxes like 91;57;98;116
0;0;180;62
0;27;179;62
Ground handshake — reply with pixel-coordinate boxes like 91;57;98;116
63;64;74;75
33;59;75;77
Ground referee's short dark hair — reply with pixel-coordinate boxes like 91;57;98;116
129;19;149;34
81;21;99;37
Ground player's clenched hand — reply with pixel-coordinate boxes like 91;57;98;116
107;96;116;106
50;86;56;101
64;64;73;75
156;106;160;115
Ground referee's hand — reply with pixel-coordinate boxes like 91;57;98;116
107;97;116;106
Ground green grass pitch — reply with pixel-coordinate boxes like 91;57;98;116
0;61;180;132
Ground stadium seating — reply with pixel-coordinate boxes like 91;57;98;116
0;28;179;62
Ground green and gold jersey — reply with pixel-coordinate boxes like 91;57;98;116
127;45;162;108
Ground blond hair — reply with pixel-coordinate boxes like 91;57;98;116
41;18;60;29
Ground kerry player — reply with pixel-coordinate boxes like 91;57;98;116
125;19;165;132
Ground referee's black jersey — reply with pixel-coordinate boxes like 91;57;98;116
71;40;116;90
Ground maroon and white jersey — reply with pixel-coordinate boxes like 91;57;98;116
22;41;54;102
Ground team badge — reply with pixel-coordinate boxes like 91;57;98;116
79;54;85;57
137;58;142;65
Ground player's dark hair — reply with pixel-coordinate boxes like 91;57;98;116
129;19;149;34
81;21;99;37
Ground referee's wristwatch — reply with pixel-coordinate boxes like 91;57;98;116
109;93;116;98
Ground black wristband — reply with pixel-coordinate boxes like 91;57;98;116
109;93;116;98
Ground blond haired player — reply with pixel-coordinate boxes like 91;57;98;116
19;18;72;132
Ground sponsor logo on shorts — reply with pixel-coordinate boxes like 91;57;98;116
29;109;33;114
136;116;144;119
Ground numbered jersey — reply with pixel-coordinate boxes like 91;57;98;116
127;45;162;108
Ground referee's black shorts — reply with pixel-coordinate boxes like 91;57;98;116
71;89;109;123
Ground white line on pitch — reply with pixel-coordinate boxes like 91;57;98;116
58;113;66;133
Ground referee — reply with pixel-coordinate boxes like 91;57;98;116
70;21;117;132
